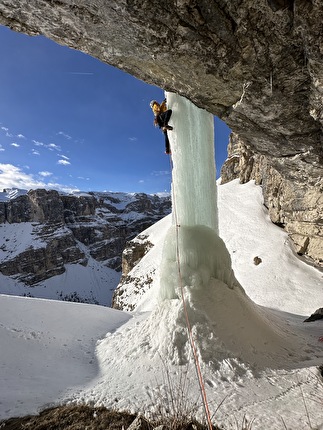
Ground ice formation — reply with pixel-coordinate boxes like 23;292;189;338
159;92;241;301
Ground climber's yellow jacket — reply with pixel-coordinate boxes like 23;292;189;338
150;99;167;117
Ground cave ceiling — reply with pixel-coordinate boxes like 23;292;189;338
0;0;322;184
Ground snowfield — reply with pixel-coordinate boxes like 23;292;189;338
0;295;131;419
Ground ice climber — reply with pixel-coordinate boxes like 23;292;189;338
150;98;173;154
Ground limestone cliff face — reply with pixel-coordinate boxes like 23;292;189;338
0;0;322;261
0;224;86;285
0;189;170;286
221;133;323;266
112;233;156;311
2;189;65;224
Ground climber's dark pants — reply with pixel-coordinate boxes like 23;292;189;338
157;109;172;153
156;109;172;128
163;130;170;154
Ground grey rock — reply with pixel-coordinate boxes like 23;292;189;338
127;415;150;430
304;308;323;322
112;234;156;311
0;225;85;285
121;235;154;277
253;256;262;265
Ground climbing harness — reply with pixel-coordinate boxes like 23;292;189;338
168;154;214;430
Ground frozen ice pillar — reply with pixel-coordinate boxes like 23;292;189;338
167;93;219;232
159;93;241;300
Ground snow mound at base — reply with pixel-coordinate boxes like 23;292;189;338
72;293;323;429
90;280;323;378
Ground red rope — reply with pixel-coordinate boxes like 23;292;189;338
168;154;213;430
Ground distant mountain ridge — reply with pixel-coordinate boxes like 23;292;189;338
0;188;171;304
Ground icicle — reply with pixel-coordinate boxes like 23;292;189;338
232;81;251;109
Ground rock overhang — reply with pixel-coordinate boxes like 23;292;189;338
0;0;321;263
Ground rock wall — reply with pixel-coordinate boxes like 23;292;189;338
221;133;323;266
112;233;156;311
0;225;86;284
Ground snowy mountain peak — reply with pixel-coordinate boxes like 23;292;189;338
0;188;28;201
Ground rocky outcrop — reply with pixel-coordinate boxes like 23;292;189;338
0;189;171;285
0;226;86;285
0;189;65;224
111;231;156;310
221;133;323;266
121;235;154;277
0;0;322;264
112;234;156;311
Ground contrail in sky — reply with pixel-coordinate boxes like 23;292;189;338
68;72;94;75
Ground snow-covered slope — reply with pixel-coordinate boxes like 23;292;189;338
218;180;322;316
1;180;322;429
0;295;131;419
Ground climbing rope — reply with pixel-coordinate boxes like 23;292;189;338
168;154;213;430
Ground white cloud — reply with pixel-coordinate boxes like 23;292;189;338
46;182;79;193
129;137;138;141
11;143;20;148
0;163;79;193
32;149;40;156
32;140;44;146
0;163;46;189
17;134;25;139
6;132;13;138
139;179;144;183
58;131;72;140
1;127;8;132
32;140;61;151
151;170;170;176
60;155;70;160
39;171;53;177
47;143;61;151
57;159;71;166
0;144;4;152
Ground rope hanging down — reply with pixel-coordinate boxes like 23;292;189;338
168;154;213;430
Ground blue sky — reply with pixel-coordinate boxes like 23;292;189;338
0;25;231;194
